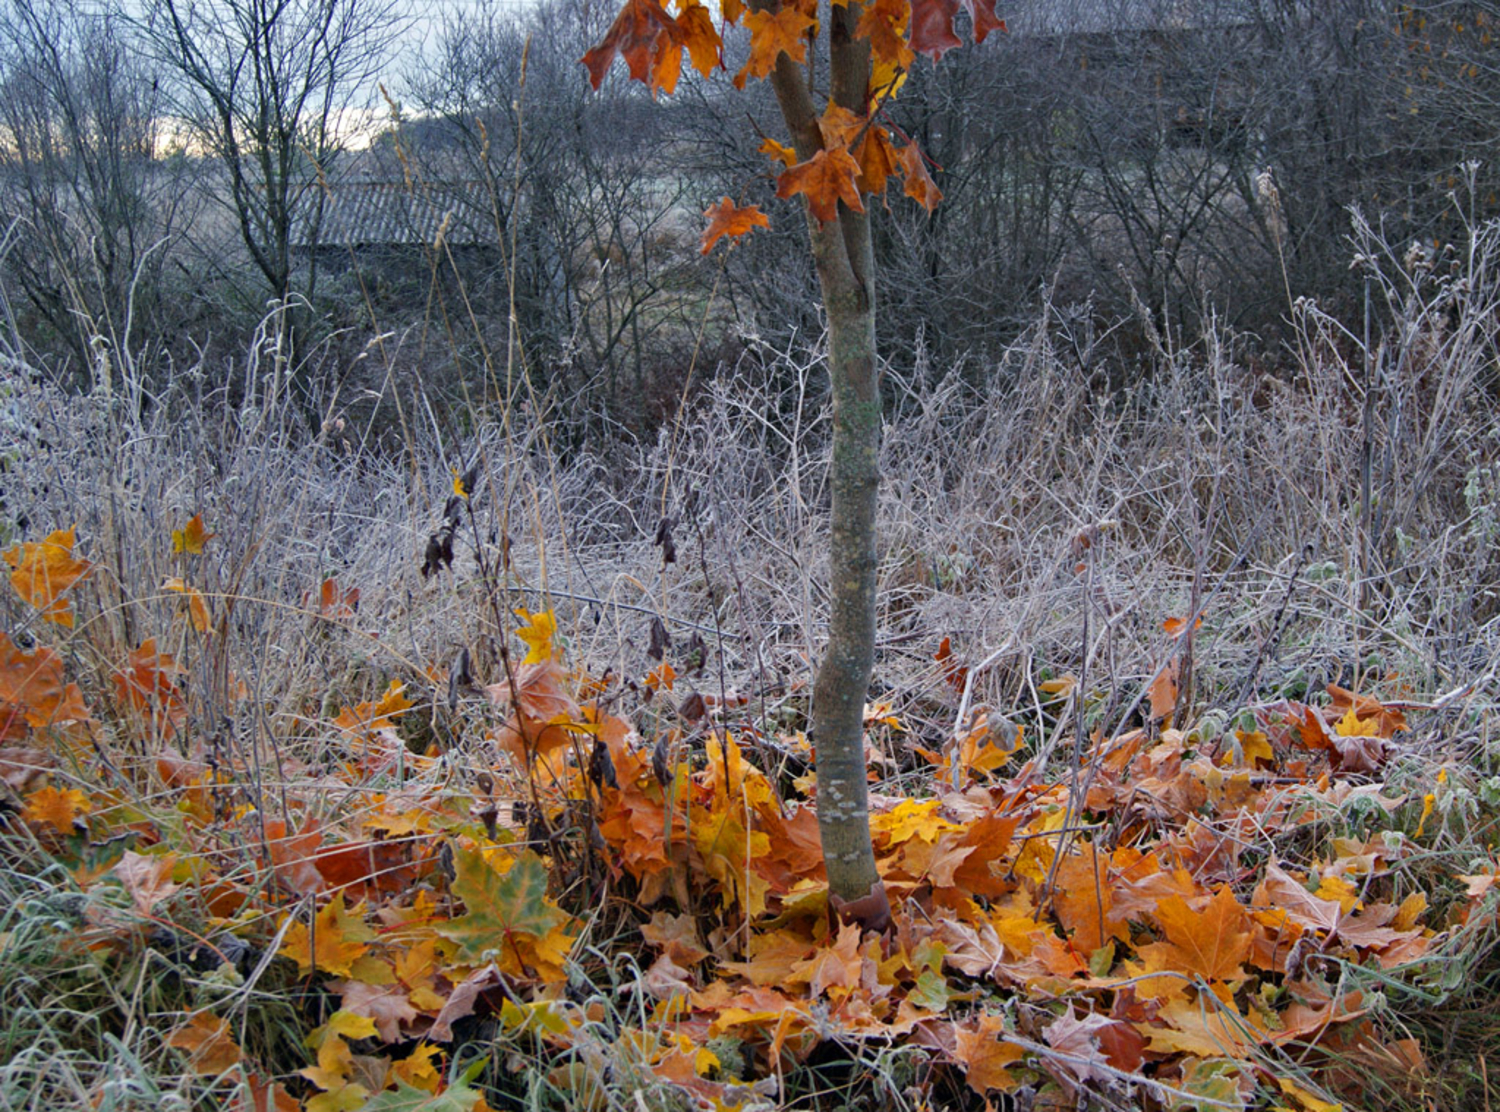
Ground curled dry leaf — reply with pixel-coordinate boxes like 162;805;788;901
113;849;181;915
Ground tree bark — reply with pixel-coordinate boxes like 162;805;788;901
809;209;887;929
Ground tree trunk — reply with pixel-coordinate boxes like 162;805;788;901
809;207;888;930
766;1;889;930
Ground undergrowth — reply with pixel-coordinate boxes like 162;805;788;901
0;213;1498;1112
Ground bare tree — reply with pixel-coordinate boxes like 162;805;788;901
402;0;715;434
0;0;187;380
140;0;402;356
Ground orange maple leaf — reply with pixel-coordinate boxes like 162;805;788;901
855;127;900;194
856;0;915;73
817;102;864;150
701;198;770;254
162;577;213;633
279;892;375;976
166;1013;242;1075
1053;845;1129;956
778;148;865;223
1148;658;1180;722
951;1012;1024;1094
1139;886;1251;982
113;639;187;736
23;783;91;833
3;526;94;626
786;920;867;997
0;631;89;738
313;577;361;619
676;0;722;77
331;679;413;737
735;6;816;88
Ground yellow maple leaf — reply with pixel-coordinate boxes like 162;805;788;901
1221;728;1274;768
280;893;375;976
302;1011;377;1111
871;798;958;845
1415;791;1435;837
1277;1077;1344;1112
3;526;94;626
1334;707;1380;738
170;514;216;555
514;608;558;664
390;1043;443;1092
23;784;91;833
1314;874;1361;914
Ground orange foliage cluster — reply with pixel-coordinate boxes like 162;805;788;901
0;517;1477;1110
582;0;982;254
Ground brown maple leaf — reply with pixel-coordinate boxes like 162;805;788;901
262;817;328;898
909;0;1004;60
897;141;942;210
1253;862;1341;936
1043;1007;1144;1084
166;1013;242;1076
581;0;683;93
909;0;962;59
113;850;181;915
640;909;710;965
340;980;418;1043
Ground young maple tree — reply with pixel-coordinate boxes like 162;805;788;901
583;0;1004;929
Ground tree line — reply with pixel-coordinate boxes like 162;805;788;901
0;0;1494;435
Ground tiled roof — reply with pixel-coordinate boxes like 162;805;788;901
1005;0;1260;36
295;180;498;249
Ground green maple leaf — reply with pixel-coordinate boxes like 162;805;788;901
436;847;569;963
358;1079;483;1112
